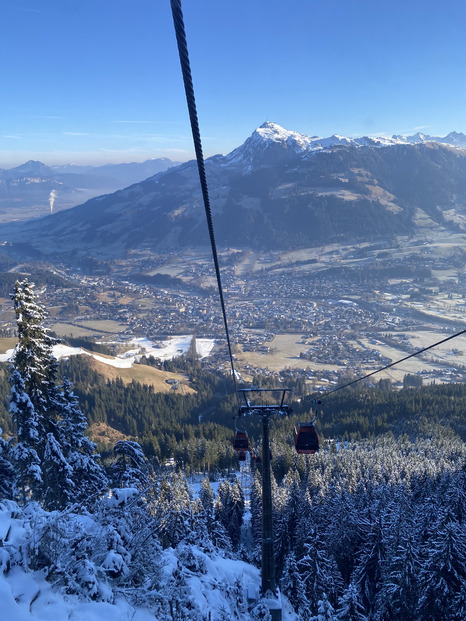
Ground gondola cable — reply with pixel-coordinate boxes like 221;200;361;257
170;0;238;391
295;327;466;453
320;326;466;399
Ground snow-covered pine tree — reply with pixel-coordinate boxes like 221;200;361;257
417;518;466;619
376;534;420;620
250;599;272;620
251;471;262;544
152;473;192;549
0;428;14;500
9;369;42;503
9;279;70;505
375;506;420;621
229;477;245;548
57;378;108;504
327;491;364;585
11;279;59;430
312;593;336;621
282;471;306;550
280;551;310;619
109;439;149;488
198;476;214;513
215;477;245;549
353;515;385;615
298;527;344;613
335;582;367;621
42;432;75;509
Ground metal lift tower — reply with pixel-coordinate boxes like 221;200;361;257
238;388;292;621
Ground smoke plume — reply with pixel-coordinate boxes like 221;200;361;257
49;190;57;214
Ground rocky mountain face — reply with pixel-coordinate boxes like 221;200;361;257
3;122;466;258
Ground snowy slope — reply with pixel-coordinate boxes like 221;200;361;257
0;336;216;369
0;501;298;621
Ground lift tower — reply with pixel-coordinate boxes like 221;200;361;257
238;388;292;620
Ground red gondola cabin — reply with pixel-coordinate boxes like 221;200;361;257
238;451;247;462
295;423;319;454
233;430;249;452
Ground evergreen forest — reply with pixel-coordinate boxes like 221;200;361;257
0;280;465;620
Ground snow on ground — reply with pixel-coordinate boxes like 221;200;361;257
1;567;156;621
126;335;215;361
0;336;216;370
0;501;299;621
0;349;14;362
0;565;157;621
0;501;155;621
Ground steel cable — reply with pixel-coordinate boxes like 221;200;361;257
322;326;466;398
170;0;237;389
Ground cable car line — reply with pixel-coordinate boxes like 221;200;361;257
321;326;466;398
170;0;237;391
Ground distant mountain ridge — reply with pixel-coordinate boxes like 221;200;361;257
0;157;179;221
224;122;466;171
391;129;466;148
3;122;466;257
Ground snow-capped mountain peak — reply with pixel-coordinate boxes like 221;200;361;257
224;122;316;170
391;130;466;148
224;122;394;170
255;121;314;148
225;123;466;172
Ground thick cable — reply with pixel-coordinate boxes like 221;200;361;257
170;0;237;389
322;326;466;398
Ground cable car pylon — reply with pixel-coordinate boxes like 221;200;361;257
238;388;292;619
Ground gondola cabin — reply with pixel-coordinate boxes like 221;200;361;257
238;451;247;462
295;422;319;454
233;430;249;452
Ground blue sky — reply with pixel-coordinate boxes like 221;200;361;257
1;0;466;166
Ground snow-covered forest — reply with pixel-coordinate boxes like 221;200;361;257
1;280;465;620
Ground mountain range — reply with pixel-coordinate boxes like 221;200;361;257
0;158;178;222
3;122;466;258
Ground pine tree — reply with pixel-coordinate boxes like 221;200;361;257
376;531;420;620
298;527;344;612
42;432;75;509
250;471;263;562
353;516;385;615
9;279;68;504
335;583;367;621
417;519;466;619
0;429;14;500
110;440;149;488
229;477;245;548
215;477;245;549
250;600;272;620
9;369;42;503
281;551;310;619
198;477;214;513
153;474;192;549
327;491;365;585
11;279;59;429
57;378;107;504
312;593;336;621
